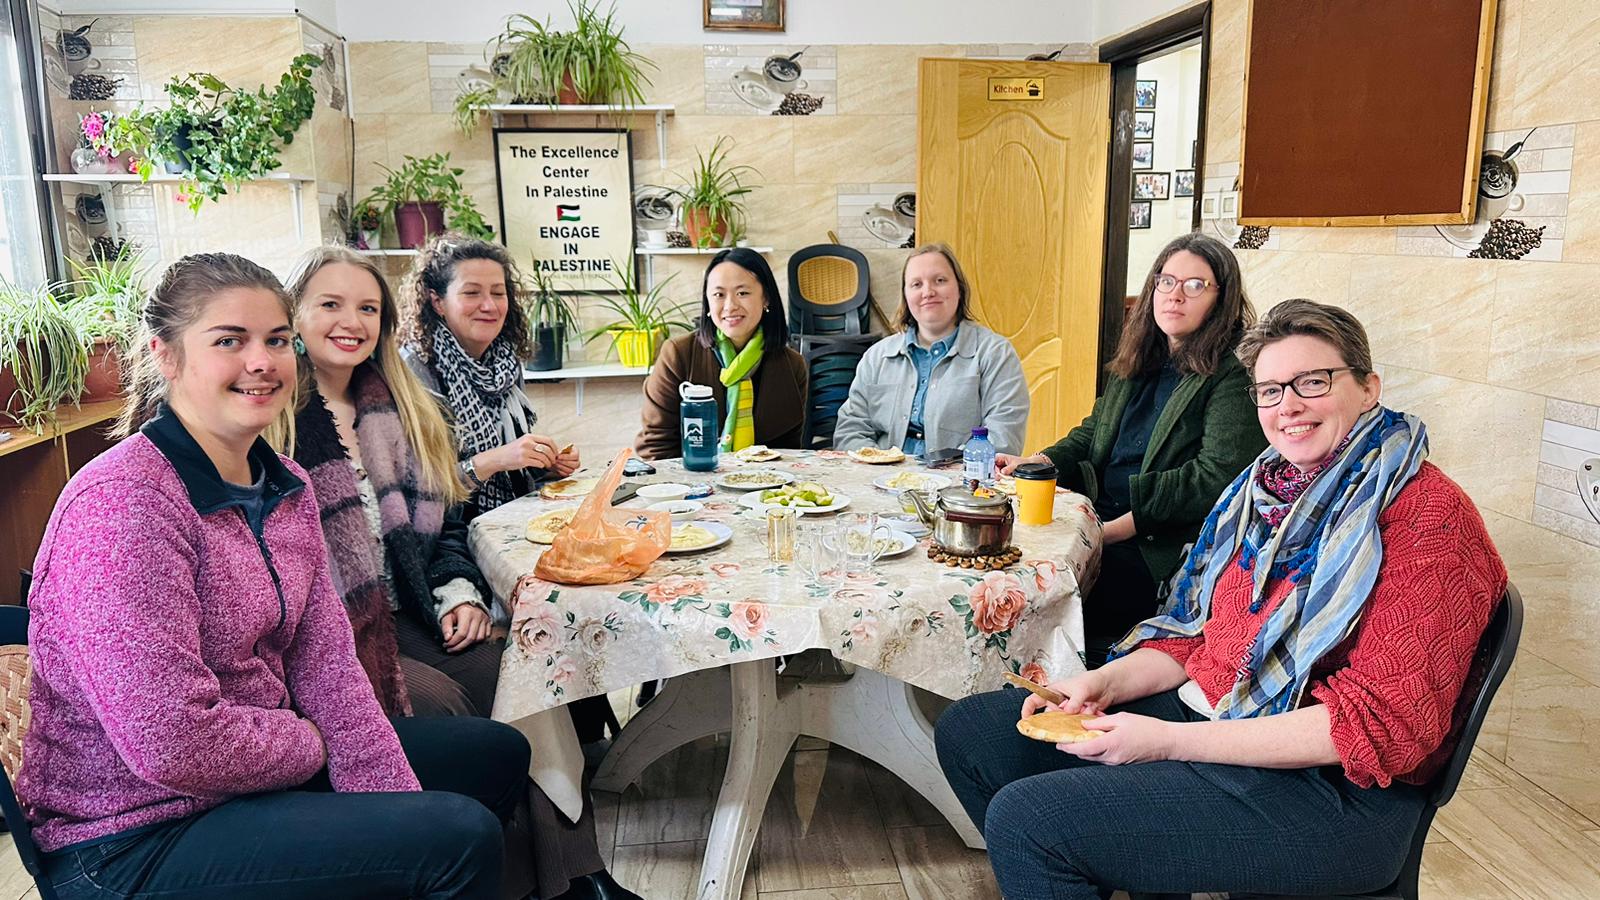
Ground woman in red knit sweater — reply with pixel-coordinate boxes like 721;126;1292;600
935;299;1507;899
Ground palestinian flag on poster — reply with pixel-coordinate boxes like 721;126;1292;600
556;204;581;221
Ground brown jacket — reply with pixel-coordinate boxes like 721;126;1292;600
635;333;809;461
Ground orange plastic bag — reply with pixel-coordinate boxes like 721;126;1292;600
534;448;670;585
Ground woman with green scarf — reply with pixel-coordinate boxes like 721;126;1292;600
635;248;809;460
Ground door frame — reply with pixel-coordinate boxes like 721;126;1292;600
1095;2;1212;381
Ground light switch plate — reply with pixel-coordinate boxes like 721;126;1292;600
1581;458;1600;524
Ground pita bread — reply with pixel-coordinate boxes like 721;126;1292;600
526;508;577;544
1016;711;1103;744
849;446;905;464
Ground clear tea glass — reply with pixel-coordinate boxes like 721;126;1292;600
765;506;797;563
840;512;891;574
795;521;843;584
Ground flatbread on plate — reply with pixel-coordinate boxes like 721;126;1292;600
848;446;905;464
539;477;599;500
735;445;781;463
1016;711;1103;744
670;523;718;551
525;507;577;544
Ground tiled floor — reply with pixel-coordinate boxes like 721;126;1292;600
4;726;1589;900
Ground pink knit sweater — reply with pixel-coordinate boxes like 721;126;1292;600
18;433;420;853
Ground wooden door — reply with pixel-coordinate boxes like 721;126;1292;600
918;59;1110;453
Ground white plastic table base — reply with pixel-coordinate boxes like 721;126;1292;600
591;662;984;899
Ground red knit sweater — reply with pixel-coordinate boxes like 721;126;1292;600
1141;463;1507;788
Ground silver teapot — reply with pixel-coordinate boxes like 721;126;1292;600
907;485;1014;557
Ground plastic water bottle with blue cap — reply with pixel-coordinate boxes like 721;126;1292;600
963;427;996;484
679;382;720;472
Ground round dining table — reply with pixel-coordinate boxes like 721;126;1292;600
469;449;1102;899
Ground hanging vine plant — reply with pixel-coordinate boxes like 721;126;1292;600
99;53;321;212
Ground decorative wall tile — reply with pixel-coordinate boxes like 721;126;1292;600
704;44;836;117
1534;400;1600;548
835;183;916;252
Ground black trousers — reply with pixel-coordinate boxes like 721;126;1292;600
43;716;529;899
936;687;1425;899
1083;541;1161;655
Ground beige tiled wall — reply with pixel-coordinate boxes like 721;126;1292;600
1205;0;1600;834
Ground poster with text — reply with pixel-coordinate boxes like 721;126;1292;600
495;129;635;293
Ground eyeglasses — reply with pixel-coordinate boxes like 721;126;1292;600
1247;368;1356;408
1153;274;1216;298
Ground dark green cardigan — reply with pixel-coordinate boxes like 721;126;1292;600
1040;354;1266;585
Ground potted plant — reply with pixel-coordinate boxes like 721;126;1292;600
525;266;579;371
0;279;90;432
672;137;757;249
352;201;383;250
63;243;147;402
99;53;320;212
72;112;122;175
583;263;691;368
454;1;655;136
363;153;494;249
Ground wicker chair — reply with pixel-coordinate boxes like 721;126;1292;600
0;604;55;900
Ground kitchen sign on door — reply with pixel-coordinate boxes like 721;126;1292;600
987;77;1044;101
495;128;636;293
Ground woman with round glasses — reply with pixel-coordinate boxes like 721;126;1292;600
998;233;1265;654
937;299;1507;898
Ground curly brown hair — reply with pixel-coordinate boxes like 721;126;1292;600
1109;232;1255;380
398;232;534;363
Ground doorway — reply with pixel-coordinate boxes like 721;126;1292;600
1097;4;1212;377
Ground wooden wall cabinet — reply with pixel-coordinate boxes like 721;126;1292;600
0;402;120;605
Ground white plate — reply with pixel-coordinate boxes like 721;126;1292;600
842;526;918;559
638;482;691;501
738;491;852;516
647;499;703;522
665;521;733;554
872;471;952;493
714;469;794;491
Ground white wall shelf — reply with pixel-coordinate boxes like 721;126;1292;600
637;245;773;292
487;104;675;168
43;172;315;242
524;360;651;413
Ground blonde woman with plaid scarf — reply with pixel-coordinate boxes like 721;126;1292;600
935;300;1508;900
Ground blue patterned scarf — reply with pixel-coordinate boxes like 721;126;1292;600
1110;406;1429;718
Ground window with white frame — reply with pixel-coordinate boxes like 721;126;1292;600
0;0;48;288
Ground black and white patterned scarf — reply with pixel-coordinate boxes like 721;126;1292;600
429;325;534;510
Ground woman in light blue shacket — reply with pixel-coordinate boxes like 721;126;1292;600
833;243;1030;456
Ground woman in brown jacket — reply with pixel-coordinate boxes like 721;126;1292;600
635;248;809;460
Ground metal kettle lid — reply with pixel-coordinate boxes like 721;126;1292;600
937;484;1010;514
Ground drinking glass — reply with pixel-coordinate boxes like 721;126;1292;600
765;507;797;563
840;512;892;574
794;521;844;584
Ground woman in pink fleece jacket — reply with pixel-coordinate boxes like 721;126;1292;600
19;253;528;899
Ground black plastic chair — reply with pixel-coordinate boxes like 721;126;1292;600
0;604;56;900
787;243;873;340
1133;584;1523;900
800;341;871;449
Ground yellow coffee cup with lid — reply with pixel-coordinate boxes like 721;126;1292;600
1014;461;1057;526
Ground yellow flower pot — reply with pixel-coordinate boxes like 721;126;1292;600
612;328;666;368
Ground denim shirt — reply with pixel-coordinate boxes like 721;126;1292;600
902;325;959;456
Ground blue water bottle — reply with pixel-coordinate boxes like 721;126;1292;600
679;382;720;471
963;427;996;484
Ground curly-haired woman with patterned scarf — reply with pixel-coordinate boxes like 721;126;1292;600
935;299;1508;899
280;246;638;900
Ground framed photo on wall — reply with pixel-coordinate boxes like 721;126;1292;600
1132;141;1154;170
704;0;785;31
1133;111;1155;140
1135;80;1157;110
1174;169;1195;197
1133;171;1170;201
1130;200;1153;229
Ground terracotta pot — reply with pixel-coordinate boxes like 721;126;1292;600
557;70;582;105
0;357;20;427
82;338;123;402
395;201;446;249
682;207;731;249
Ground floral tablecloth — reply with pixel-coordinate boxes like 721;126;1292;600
470;450;1103;722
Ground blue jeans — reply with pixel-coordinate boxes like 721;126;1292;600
43;716;529;900
935;688;1425;900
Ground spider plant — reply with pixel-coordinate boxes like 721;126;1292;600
0;279;90;431
583;263;690;366
64;242;148;354
672;137;758;249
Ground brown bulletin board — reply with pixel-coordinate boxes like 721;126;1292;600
1239;0;1498;226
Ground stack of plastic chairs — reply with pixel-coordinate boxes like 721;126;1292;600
785;244;878;448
